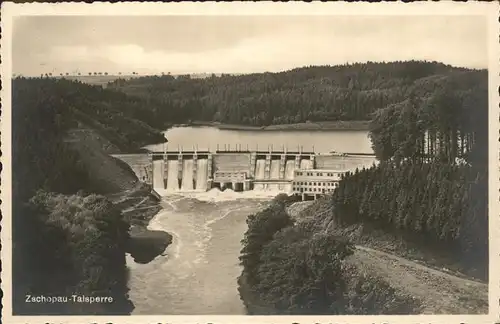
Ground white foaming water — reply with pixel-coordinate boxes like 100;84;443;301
152;160;164;190
196;159;208;191
270;159;280;180
166;160;179;191
126;195;270;315
181;159;194;191
255;159;265;180
285;159;295;180
300;158;313;169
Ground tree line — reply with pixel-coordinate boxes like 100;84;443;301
108;60;479;127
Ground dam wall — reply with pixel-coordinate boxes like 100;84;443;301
112;153;152;184
113;149;377;194
315;154;377;171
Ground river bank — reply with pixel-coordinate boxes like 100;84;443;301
174;120;371;131
109;182;173;264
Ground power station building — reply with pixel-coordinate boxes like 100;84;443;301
291;169;346;200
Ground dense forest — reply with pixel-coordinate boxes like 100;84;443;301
333;71;488;278
238;195;420;315
108;61;478;127
11;77;167;314
238;64;488;314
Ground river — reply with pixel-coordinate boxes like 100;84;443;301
126;191;272;315
146;126;373;154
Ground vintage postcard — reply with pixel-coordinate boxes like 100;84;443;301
1;1;499;324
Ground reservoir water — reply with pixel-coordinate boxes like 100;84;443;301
128;126;373;314
146;126;373;154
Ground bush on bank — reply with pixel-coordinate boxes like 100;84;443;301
21;191;134;315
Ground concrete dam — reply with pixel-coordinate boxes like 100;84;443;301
112;147;377;194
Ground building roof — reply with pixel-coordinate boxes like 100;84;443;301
296;169;350;173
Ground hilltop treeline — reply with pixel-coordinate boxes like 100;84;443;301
108;61;478;127
11;77;156;314
238;195;420;315
14;77;166;152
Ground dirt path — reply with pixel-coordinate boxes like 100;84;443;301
349;245;488;314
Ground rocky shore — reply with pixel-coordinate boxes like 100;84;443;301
110;182;173;264
175;120;371;131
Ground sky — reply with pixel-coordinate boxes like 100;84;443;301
12;15;488;76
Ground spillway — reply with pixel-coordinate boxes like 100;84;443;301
166;160;179;191
196;159;208;191
255;159;266;180
181;159;194;191
269;159;280;180
152;160;164;190
300;159;313;170
284;160;295;180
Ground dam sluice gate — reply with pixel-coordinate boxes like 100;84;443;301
113;147;377;199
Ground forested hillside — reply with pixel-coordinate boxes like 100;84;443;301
12;77;167;314
14;77;166;153
238;66;488;314
108;61;476;127
333;70;488;277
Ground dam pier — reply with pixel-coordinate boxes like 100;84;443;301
113;145;377;200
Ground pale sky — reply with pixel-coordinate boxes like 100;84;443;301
13;15;488;76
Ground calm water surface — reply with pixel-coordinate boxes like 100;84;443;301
146;126;373;154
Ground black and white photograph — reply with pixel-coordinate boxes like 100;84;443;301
1;2;499;323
